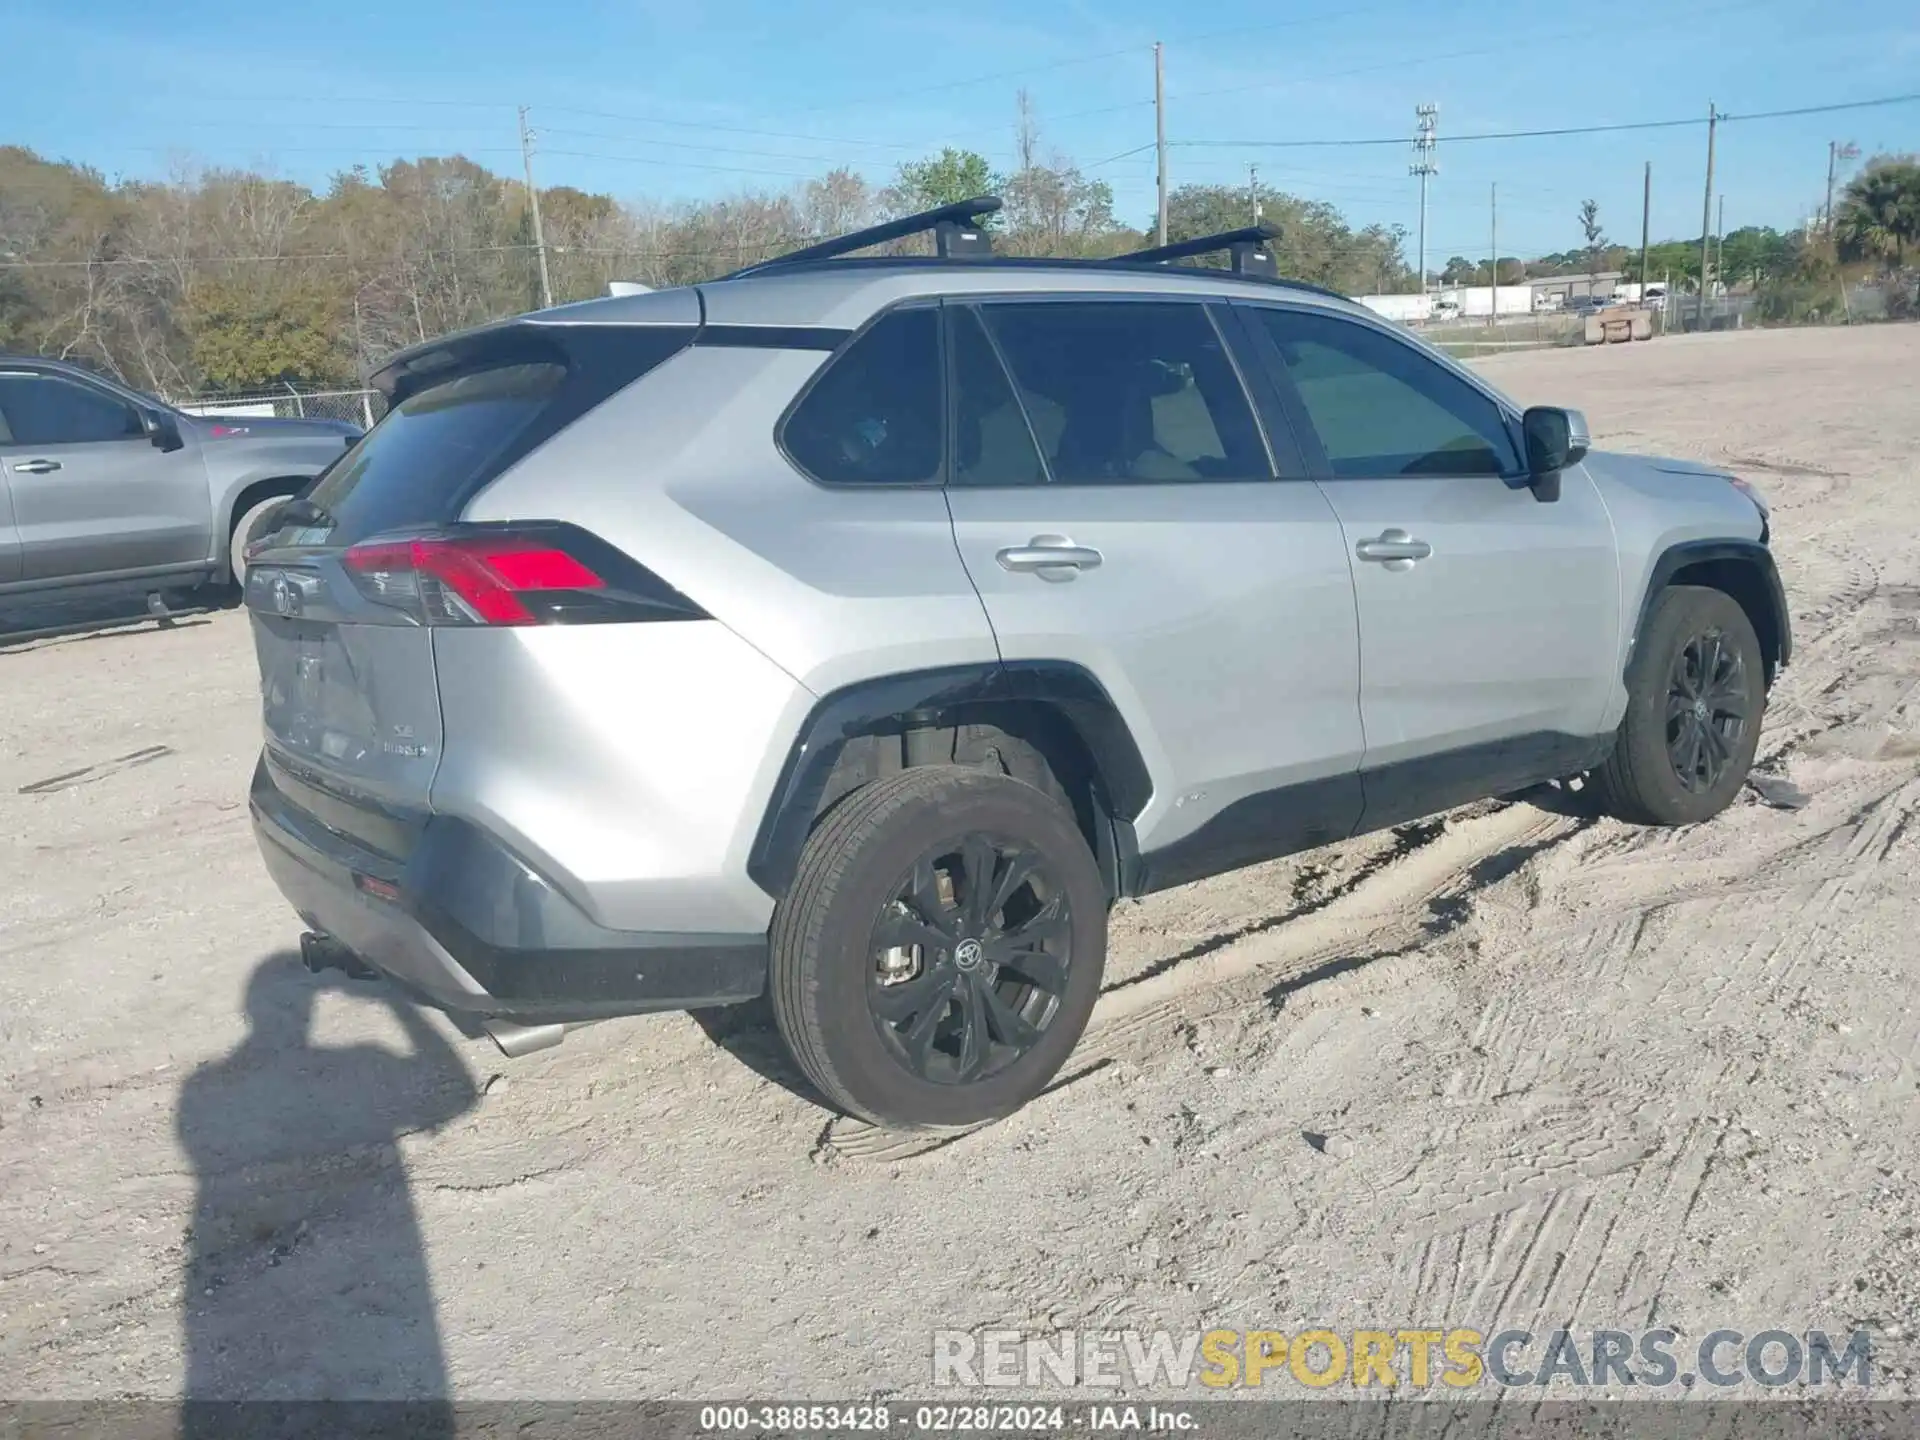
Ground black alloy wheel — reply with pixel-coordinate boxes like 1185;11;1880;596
1666;627;1751;794
769;765;1108;1129
1590;584;1766;827
866;834;1072;1085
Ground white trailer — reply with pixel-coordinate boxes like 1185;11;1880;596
1356;293;1433;324
1436;285;1536;318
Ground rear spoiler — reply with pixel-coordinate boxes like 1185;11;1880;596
373;289;701;402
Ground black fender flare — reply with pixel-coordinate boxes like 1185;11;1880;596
1631;538;1791;684
747;661;1153;899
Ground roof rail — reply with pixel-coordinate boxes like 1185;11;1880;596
729;196;1003;278
1123;224;1281;279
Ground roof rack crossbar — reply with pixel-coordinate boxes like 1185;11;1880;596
1123;224;1281;279
732;196;1003;276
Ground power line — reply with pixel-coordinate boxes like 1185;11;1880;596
1185;116;1704;150
0;245;544;270
1181;90;1920;149
538;107;924;151
1046;0;1790;124
539;150;822;180
1084;142;1159;170
0;240;828;271
537;127;852;165
223;0;1401;159
786;2;1398;116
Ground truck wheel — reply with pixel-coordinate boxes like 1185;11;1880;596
1591;585;1765;826
770;766;1106;1130
229;494;290;587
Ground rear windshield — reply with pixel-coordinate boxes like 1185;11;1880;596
296;325;694;545
305;362;566;544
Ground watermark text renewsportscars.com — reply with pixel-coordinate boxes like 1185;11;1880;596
932;1328;1874;1391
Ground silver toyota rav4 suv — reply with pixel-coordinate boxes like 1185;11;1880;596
246;200;1788;1130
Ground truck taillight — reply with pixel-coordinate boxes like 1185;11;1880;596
343;523;706;627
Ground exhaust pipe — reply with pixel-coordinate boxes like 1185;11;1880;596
299;931;376;980
482;1018;570;1058
299;933;591;1059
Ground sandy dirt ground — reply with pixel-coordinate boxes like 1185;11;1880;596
3;326;1918;1404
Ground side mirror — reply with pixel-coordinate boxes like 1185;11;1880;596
140;408;184;453
1520;406;1589;503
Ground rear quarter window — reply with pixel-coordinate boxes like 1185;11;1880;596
780;308;942;486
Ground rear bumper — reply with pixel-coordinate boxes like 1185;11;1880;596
249;756;766;1022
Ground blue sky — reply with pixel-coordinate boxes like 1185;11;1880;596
10;0;1919;265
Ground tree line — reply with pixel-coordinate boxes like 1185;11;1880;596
0;103;1410;398
9;115;1908;399
1437;155;1920;313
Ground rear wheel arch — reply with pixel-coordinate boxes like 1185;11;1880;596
225;476;309;582
1631;540;1789;686
747;662;1152;904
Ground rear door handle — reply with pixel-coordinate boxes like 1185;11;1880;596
996;535;1104;580
11;459;61;474
1355;529;1432;567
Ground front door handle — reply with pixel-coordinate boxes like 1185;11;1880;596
1355;529;1432;569
12;459;61;474
996;535;1104;581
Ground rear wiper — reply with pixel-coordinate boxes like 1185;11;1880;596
276;497;336;531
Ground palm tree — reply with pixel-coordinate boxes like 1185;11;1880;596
1837;157;1920;270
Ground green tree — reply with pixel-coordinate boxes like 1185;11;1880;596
1577;200;1606;276
184;276;348;390
1837;155;1920;270
885;149;1002;217
1622;239;1703;289
1715;226;1793;289
1160;182;1411;294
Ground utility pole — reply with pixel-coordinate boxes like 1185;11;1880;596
1154;43;1168;247
519;105;555;310
1488;182;1497;328
1410;104;1438;295
1250;163;1261;225
1639;161;1651;307
1824;140;1860;230
1697;101;1716;329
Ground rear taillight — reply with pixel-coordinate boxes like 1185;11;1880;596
343;523;706;627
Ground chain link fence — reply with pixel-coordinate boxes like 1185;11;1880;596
171;384;385;428
1416;313;1586;359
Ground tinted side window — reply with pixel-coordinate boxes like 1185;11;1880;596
783;308;942;486
0;373;144;446
950;306;1043;487
1249;308;1520;478
981;302;1269;485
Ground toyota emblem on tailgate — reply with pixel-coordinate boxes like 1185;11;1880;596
256;569;317;616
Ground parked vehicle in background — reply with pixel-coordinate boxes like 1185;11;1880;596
1613;282;1667;310
244;202;1789;1131
0;356;360;612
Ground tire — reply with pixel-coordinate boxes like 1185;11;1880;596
1591;584;1765;826
229;493;291;587
769;766;1107;1130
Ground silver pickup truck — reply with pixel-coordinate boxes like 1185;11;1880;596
0;355;361;612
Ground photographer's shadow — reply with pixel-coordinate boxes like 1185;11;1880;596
176;955;477;1426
